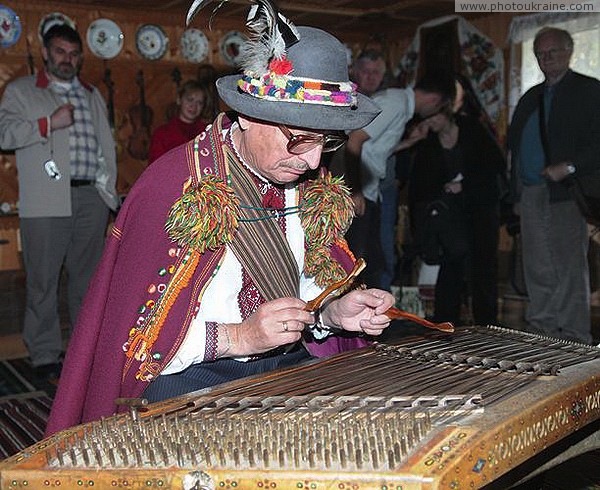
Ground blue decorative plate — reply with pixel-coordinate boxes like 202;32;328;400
0;5;22;48
136;24;168;60
219;30;247;66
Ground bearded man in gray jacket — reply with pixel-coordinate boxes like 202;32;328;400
0;24;118;384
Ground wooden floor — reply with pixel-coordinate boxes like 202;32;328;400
0;268;599;488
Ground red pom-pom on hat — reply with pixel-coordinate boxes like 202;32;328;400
269;57;293;75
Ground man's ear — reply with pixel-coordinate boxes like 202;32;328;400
41;46;49;63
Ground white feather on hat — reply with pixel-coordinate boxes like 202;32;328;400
186;0;299;75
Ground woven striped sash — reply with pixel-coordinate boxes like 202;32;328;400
188;115;300;302
225;146;300;301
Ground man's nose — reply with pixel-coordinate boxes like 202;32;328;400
305;146;323;170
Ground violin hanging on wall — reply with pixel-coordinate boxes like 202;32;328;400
127;69;154;161
165;67;182;121
103;68;116;131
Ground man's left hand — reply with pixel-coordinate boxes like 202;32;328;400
543;162;573;182
321;288;395;336
351;192;366;216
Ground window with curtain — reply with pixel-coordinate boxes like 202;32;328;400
508;12;600;116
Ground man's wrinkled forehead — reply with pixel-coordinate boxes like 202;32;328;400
534;31;571;51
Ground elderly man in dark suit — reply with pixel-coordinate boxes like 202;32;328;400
508;27;600;343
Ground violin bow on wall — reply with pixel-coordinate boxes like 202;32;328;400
165;67;182;121
26;38;35;75
103;67;116;131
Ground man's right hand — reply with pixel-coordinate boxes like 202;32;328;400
50;104;75;130
224;297;314;357
396;121;429;151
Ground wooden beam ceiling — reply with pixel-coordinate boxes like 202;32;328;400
46;0;483;41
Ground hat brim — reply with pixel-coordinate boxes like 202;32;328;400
216;75;381;131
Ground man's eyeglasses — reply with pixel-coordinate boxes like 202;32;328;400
534;48;566;59
278;125;348;155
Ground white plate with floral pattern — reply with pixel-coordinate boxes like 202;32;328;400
219;30;246;66
86;18;123;59
0;5;22;48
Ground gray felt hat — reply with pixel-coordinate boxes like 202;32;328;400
216;26;381;131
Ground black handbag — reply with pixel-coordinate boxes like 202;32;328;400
419;199;450;266
538;93;600;227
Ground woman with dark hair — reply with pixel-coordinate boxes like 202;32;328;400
407;103;506;325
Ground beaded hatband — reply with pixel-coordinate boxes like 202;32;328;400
238;72;358;107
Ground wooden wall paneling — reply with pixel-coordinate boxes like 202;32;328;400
0;0;519;202
0;0;246;197
0;216;21;271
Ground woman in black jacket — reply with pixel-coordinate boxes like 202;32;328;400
407;106;506;325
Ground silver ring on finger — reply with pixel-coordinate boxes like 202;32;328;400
282;321;289;332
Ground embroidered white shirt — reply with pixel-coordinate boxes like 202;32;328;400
162;185;327;374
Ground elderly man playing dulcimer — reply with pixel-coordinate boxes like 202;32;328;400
46;0;452;436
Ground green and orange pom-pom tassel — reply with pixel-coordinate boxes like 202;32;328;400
300;173;354;246
305;243;347;287
301;173;354;286
166;175;239;253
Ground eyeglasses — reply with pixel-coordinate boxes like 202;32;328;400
534;48;567;59
278;125;348;155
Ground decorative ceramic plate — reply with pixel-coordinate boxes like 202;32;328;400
38;12;76;41
86;18;123;59
0;5;21;48
219;30;246;66
180;28;209;63
136;24;168;60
